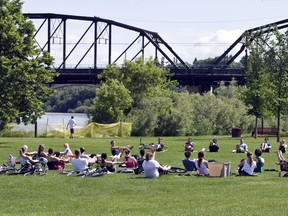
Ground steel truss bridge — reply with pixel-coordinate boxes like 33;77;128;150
23;13;288;91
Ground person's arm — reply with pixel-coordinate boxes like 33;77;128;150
131;157;138;167
20;150;38;164
238;159;245;167
19;149;30;160
60;148;68;156
26;151;37;156
278;150;285;161
204;160;209;169
261;158;265;165
40;152;48;158
150;146;156;160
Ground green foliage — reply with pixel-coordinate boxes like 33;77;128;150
190;83;253;135
98;58;178;103
89;79;133;123
44;86;96;113
194;55;243;68
266;28;288;116
241;27;288;137
241;32;274;119
91;58;177;124
127;92;194;136
0;0;58;129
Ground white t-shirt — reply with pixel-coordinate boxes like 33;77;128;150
72;157;89;172
241;159;257;175
62;147;73;157
239;143;248;151
19;156;29;166
67;119;76;129
195;159;210;176
142;159;160;178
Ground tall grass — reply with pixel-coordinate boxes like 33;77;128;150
0;135;287;216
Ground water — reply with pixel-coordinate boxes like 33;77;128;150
10;112;89;133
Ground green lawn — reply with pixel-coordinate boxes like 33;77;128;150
0;135;287;216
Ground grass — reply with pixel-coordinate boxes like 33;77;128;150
0;135;288;216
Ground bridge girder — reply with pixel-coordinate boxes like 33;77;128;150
23;13;190;70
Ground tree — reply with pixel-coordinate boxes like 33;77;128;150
0;0;58;130
264;28;288;141
242;28;288;140
44;86;96;113
241;30;274;138
90;57;177;124
98;58;178;104
127;92;194;136
89;79;133;124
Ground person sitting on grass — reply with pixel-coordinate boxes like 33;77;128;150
47;148;69;170
19;145;39;167
122;149;138;168
260;137;272;153
154;137;166;152
134;149;146;174
234;138;248;153
184;137;195;152
142;146;171;178
110;140;133;156
209;139;219;152
71;149;90;172
60;143;73;158
98;149;123;173
36;144;48;159
254;148;265;173
238;151;257;176
79;147;99;165
276;143;288;173
279;139;287;153
182;151;197;172
194;151;209;176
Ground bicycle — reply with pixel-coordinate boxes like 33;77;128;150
4;158;48;176
0;154;17;175
159;165;187;175
61;166;105;177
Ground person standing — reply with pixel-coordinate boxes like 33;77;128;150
66;116;76;138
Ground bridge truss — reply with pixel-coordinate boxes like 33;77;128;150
23;13;288;91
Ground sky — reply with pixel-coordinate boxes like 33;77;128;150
22;0;288;65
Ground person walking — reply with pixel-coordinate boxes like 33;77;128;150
66;116;76;138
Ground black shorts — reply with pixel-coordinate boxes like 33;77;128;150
70;128;74;134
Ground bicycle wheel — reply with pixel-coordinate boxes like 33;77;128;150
168;167;187;174
4;168;17;175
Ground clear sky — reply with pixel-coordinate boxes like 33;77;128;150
22;0;288;64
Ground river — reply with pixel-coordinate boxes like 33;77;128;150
10;112;89;133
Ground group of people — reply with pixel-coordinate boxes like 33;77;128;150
17;143;76;172
181;136;288;177
234;137;288;176
184;137;219;153
4;136;288;178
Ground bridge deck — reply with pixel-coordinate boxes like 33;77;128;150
53;67;245;87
